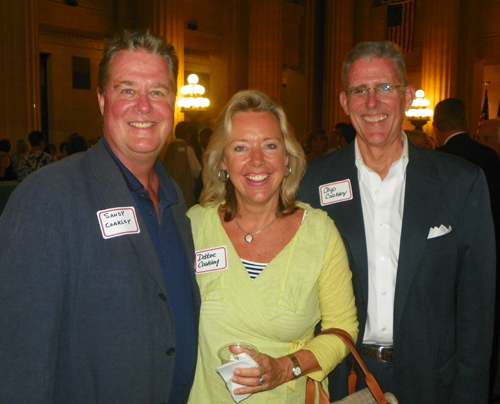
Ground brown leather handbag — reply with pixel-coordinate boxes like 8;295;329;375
305;328;399;404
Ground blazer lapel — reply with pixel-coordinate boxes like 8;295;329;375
330;147;370;306
394;145;443;329
88;140;168;296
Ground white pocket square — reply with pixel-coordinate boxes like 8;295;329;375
427;225;452;239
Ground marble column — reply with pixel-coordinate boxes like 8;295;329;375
248;0;282;100
148;0;185;125
420;0;460;121
0;0;39;140
303;0;318;135
322;0;354;135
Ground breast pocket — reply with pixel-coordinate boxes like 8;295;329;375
196;270;224;302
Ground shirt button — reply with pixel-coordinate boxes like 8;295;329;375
382;328;387;332
380;256;385;261
378;222;383;226
382;291;386;296
159;293;167;301
166;347;176;356
375;190;379;194
149;211;154;216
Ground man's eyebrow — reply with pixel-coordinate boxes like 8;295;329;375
114;81;135;89
151;83;171;92
113;81;170;91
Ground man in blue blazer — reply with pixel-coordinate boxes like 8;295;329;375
0;31;200;404
299;42;495;404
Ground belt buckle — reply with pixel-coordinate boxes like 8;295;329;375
376;346;389;363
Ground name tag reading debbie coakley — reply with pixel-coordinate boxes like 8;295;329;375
195;246;228;274
97;206;140;239
319;179;353;206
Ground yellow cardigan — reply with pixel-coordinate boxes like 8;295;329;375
187;202;358;404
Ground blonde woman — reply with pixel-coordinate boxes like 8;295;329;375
187;90;358;404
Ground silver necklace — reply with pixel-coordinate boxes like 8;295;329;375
234;216;278;243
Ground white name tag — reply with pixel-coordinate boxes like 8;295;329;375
319;179;353;206
97;206;140;239
195;246;228;274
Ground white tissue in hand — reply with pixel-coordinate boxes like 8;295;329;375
216;353;259;403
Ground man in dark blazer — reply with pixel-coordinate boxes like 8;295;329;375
299;42;495;404
434;97;500;400
0;31;200;404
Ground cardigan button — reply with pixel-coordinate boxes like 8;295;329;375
158;293;167;301
166;347;176;356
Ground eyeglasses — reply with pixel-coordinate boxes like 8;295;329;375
346;84;405;99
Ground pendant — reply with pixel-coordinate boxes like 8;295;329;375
245;233;253;243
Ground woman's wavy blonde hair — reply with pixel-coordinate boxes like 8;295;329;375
200;90;306;221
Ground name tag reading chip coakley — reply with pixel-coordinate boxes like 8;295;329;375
195;246;228;274
97;207;140;239
319;179;353;206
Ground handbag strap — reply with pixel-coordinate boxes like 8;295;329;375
306;377;329;404
319;328;390;404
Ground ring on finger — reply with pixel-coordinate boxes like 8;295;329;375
258;376;264;389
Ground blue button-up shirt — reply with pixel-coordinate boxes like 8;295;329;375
103;138;196;404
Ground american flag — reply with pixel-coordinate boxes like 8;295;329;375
387;0;415;53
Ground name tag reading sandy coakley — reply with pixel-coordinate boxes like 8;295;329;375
319;179;353;206
195;246;228;274
97;207;140;239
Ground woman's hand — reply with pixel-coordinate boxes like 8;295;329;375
230;349;292;395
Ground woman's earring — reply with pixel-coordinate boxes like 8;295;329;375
217;169;230;182
284;166;292;177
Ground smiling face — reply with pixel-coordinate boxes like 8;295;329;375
221;111;289;210
97;49;175;166
339;57;414;150
310;135;327;153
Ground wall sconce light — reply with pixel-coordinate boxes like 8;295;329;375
177;74;210;112
406;89;433;130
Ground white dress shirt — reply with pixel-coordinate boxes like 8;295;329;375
354;134;409;345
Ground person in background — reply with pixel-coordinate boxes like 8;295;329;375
194;127;213;202
305;127;329;163
0;139;16;181
10;138;29;175
339;123;356;147
44;142;58;161
163;121;202;208
406;129;435;150
67;133;89;155
0;30;200;404
187;90;358;404
433;97;500;402
299;41;495;404
327;122;347;152
197;127;213;163
477;118;500;154
15;130;55;182
58;141;69;160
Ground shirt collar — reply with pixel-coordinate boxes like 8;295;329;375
354;131;409;173
443;131;465;145
101;137;179;204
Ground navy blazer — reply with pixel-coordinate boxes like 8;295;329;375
299;141;495;404
0;140;200;403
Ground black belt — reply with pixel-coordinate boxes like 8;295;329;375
360;344;394;363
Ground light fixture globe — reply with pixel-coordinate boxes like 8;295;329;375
177;73;210;112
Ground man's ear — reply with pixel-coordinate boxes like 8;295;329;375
339;92;350;116
404;86;416;112
97;89;105;116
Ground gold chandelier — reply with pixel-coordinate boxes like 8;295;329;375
177;74;210;112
